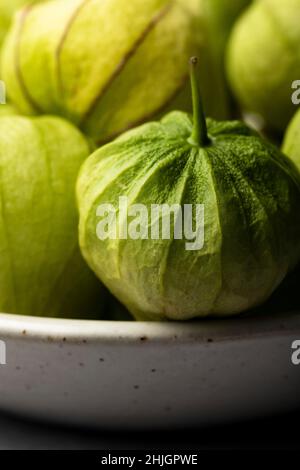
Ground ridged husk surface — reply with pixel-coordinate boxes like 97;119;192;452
77;111;300;321
2;0;203;143
0;115;107;318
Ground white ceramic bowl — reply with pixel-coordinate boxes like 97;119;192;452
0;310;299;429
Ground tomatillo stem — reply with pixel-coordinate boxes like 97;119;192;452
189;57;209;147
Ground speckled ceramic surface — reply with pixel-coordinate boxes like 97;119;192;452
0;311;299;429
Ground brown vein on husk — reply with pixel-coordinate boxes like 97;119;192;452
79;2;173;127
55;0;91;104
14;5;43;114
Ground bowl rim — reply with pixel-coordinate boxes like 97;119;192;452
0;310;299;345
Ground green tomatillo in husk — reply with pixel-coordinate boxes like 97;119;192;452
0;115;107;318
227;0;300;133
77;58;300;322
200;0;252;119
1;0;204;144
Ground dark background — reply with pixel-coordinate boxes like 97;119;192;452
0;410;298;450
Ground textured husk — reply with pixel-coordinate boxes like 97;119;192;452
77;112;300;321
1;0;204;143
2;0;254;141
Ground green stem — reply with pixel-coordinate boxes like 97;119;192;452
189;57;209;147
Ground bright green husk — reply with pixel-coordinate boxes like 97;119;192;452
227;0;300;133
0;115;107;318
1;0;207;144
0;0;42;47
77;61;300;322
282;109;300;173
